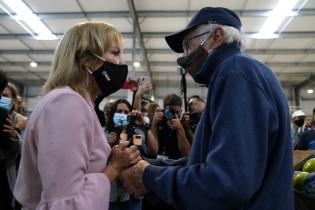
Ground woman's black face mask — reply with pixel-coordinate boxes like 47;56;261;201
86;54;128;97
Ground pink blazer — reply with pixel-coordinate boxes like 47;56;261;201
14;86;111;210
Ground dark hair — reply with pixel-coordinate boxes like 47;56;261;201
0;69;8;94
163;94;182;107
147;102;160;123
107;99;132;130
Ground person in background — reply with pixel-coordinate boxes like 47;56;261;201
105;98;158;210
132;79;152;112
106;99;142;210
14;21;140;210
295;119;315;150
146;102;160;125
0;83;27;210
14;95;26;116
106;99;158;156
304;117;313;129
120;7;293;210
151;93;191;160
103;100;115;129
291;110;310;147
0;69;13;210
182;95;206;143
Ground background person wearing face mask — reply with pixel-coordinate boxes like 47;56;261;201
104;98;158;210
0;82;27;210
291;110;311;148
182;95;206;144
0;69;13;210
14;22;141;210
120;7;293;210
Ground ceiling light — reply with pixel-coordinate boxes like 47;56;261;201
30;61;38;68
133;62;141;68
307;89;314;94
0;0;57;40
250;0;307;39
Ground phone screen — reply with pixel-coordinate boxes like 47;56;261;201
132;135;143;146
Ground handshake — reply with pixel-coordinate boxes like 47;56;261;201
107;141;150;197
120;160;150;197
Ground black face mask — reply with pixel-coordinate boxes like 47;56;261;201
294;119;305;127
177;45;208;84
88;61;128;97
190;111;202;131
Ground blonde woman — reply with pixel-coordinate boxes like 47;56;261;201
14;22;141;210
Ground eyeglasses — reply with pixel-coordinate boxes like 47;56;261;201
182;31;211;54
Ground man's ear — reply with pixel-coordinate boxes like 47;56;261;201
211;27;224;48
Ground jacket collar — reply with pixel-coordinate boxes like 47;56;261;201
194;42;241;86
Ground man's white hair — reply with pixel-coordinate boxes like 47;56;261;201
206;23;248;50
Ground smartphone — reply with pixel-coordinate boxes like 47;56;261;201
139;76;151;84
139;76;152;99
132;134;143;146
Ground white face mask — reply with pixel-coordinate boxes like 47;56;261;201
143;116;150;124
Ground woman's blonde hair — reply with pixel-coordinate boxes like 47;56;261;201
44;21;123;96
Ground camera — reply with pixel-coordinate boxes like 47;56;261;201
163;108;176;120
112;113;145;148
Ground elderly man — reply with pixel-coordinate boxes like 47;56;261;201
121;7;293;210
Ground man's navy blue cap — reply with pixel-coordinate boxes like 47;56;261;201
165;7;242;53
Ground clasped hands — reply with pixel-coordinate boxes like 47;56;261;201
109;141;150;197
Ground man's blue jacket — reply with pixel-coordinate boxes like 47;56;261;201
143;43;294;210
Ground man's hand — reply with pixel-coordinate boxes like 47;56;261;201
181;112;191;128
167;116;183;131
120;160;150;197
130;110;145;125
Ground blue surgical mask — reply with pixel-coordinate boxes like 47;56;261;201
113;113;128;127
0;96;12;111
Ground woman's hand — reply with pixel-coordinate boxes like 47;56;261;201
136;82;152;97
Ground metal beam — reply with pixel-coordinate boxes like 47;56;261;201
5;78;306;92
1;48;315;55
0;31;314;40
1;61;315;68
5;71;315;78
0;9;313;20
296;74;315;89
127;0;155;95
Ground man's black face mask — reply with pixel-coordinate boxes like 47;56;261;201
294;117;305;127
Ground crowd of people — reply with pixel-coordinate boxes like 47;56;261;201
0;6;314;210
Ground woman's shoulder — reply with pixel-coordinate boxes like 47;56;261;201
32;86;91;118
